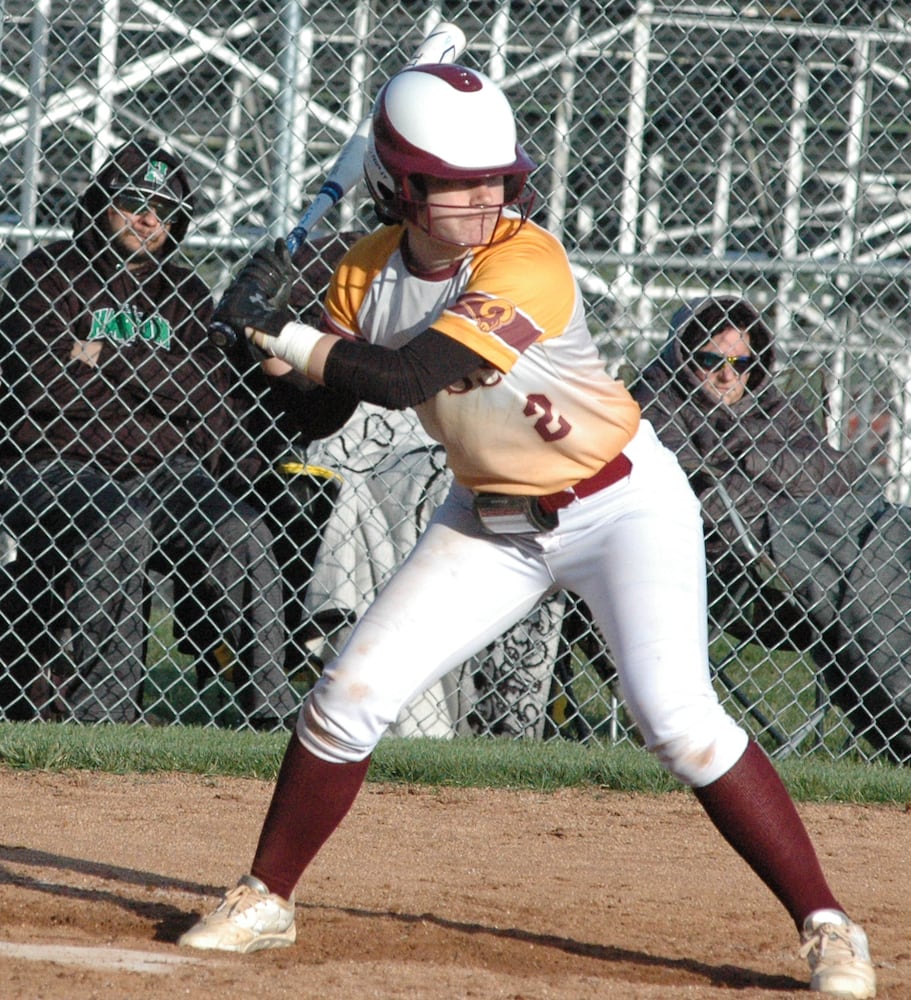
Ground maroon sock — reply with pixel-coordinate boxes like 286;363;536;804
693;739;841;929
250;735;371;901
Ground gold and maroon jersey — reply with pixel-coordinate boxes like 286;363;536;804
323;218;640;495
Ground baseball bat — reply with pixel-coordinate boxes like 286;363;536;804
285;21;466;256
209;20;467;348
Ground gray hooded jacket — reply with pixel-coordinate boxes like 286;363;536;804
631;296;911;762
630;295;864;558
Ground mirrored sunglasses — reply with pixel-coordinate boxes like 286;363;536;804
113;191;179;222
692;350;754;375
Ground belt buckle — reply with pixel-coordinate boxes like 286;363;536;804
474;493;559;534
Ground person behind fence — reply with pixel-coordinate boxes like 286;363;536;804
177;65;875;998
630;293;911;764
0;138;299;730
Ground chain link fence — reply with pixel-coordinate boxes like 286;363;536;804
0;1;909;762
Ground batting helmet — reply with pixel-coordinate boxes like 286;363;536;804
364;64;536;235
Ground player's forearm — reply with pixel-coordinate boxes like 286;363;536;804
250;322;340;382
253;323;484;410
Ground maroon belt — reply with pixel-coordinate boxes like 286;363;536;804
538;453;632;513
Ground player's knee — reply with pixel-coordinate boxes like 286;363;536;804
649;715;748;787
295;683;385;764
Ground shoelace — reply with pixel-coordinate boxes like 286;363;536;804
799;922;855;963
220;883;265;917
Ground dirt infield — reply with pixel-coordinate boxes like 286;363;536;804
0;768;906;999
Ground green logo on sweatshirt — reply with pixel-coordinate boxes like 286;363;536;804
87;307;171;347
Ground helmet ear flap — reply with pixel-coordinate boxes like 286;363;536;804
504;173;526;204
363;131;402;225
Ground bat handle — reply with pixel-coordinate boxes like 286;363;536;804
285;228;306;257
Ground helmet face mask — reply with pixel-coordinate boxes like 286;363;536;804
410;189;532;249
364;64;536;246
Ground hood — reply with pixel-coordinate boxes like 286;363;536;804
657;295;775;401
73;139;194;264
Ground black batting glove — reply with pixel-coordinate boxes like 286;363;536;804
211;238;295;342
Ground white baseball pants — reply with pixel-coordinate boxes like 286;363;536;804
297;420;748;787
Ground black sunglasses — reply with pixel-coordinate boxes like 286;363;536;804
113;191;179;222
692;350;754;375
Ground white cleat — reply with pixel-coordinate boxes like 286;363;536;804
799;909;876;999
179;874;296;953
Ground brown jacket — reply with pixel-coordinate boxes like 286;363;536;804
0;141;239;480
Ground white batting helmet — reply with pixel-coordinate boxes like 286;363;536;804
363;64;536;230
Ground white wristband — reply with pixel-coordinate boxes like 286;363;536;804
255;321;324;376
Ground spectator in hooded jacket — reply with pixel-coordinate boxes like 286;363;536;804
629;295;911;763
0;138;299;729
630;296;865;561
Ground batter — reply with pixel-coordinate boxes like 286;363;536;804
179;64;875;999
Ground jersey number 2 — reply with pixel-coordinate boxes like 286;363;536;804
524;394;571;441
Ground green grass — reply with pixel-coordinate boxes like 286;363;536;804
1;721;909;804
706;636;868;758
11;597;897;805
140;600;317;729
142;590;886;766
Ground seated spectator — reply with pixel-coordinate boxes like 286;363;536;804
0;138;299;729
630;296;863;566
630;294;911;762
